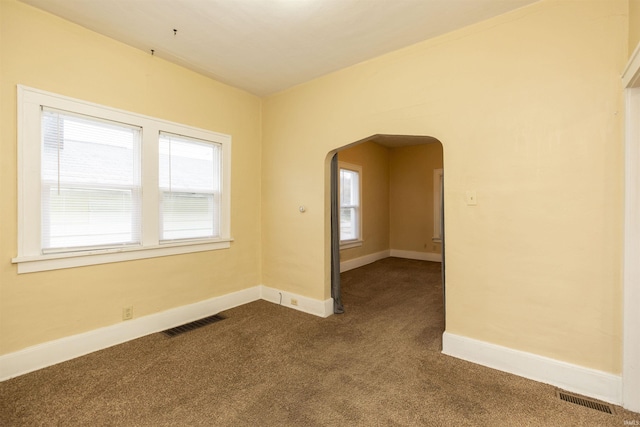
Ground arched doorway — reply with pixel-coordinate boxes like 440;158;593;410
327;133;446;337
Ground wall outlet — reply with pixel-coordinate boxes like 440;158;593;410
122;306;133;320
290;298;298;306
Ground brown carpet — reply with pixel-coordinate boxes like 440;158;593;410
1;257;638;426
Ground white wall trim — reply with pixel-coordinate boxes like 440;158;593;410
260;285;334;318
0;286;261;382
12;239;233;274
442;332;622;405
340;249;390;272
623;85;640;411
0;285;334;381
340;239;363;250
340;249;442;272
390;249;442;263
623;41;640;89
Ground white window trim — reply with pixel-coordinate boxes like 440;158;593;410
13;85;232;273
433;169;443;242
340;240;363;250
338;161;363;248
623;41;640;411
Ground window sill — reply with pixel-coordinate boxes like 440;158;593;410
12;238;233;274
340;240;363;250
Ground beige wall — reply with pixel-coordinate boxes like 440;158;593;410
630;0;640;55
0;0;262;355
389;143;444;254
262;0;626;374
0;0;630;380
338;141;390;262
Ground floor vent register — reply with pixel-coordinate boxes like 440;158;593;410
162;314;226;337
556;390;614;415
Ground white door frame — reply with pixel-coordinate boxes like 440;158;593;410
622;44;640;413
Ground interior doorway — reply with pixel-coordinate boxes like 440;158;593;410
327;133;445;328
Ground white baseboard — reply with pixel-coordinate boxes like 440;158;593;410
442;332;622;405
0;285;335;381
340;249;442;272
390;249;442;262
260;285;334;318
340;250;390;272
0;286;265;382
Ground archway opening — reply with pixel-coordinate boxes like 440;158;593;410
326;133;446;344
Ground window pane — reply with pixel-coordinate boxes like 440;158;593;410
41;109;141;252
45;187;139;249
159;132;221;241
161;192;218;240
340;169;359;206
340;207;357;241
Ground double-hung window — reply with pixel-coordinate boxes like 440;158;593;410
41;109;142;252
159;132;221;241
338;162;362;247
14;86;232;273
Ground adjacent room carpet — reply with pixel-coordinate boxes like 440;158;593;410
1;257;637;426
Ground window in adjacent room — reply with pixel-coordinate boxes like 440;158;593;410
339;162;362;248
14;85;232;273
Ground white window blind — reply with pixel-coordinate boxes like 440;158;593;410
41;108;141;252
159;132;221;241
339;167;360;242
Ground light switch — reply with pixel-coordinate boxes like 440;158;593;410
465;191;477;206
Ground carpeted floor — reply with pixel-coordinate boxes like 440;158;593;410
1;257;638;426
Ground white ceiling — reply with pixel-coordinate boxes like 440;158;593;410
20;0;537;96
